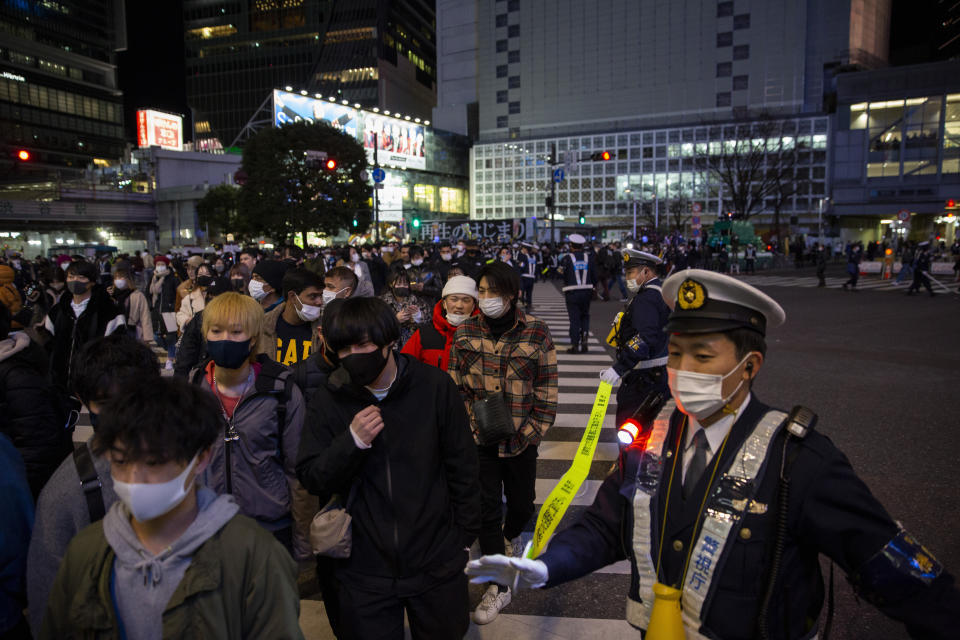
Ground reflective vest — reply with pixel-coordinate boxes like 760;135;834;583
561;253;593;292
625;401;788;638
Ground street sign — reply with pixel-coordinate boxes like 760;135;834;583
374;183;384;190
691;215;701;229
372;167;386;183
897;209;911;222
692;202;702;214
692;228;701;237
553;168;565;183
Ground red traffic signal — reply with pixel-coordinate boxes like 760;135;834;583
600;150;611;161
588;151;612;161
947;199;956;208
325;158;337;170
16;149;30;161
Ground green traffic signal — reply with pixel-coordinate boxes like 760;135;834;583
413;218;420;228
579;215;585;224
352;218;358;227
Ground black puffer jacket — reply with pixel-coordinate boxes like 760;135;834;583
296;353;480;586
45;285;125;390
0;332;71;500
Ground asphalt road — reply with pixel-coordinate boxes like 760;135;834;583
587;270;959;639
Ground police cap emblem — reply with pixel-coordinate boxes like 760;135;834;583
677;279;706;310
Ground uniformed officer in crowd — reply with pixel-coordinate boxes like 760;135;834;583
517;242;538;309
468;269;960;639
558;233;597;354
599;249;671;425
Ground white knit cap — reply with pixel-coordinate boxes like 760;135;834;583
442;275;478;299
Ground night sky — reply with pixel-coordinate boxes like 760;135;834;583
117;0;189;143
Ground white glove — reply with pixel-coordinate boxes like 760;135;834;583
599;367;621;386
465;544;549;590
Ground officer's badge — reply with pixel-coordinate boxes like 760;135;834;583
623;253;630;265
677;279;706;310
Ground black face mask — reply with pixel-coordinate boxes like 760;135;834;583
341;348;387;387
206;339;252;369
67;281;90;295
392;286;409;298
196;275;214;287
231;278;245;291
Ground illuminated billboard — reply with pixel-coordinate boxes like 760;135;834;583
271;89;426;170
136;109;183;151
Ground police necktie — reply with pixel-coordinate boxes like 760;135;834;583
683;428;710;499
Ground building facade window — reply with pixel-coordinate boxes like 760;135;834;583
716;92;731;107
497;115;508;128
508;101;520;114
496;90;508;103
716;62;732;77
496;65;508;78
508;75;521;88
717;1;733;17
733;44;750;60
508;50;520;63
733;14;751;29
733;75;749;90
496;39;508;52
495;14;507;27
508;24;520;37
717;32;733;47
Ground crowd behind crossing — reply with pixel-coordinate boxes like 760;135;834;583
0;235;956;639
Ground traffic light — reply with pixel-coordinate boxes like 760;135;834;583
15;149;30;161
325;158;337;170
578;213;586;224
947;199;956;209
352;217;358;227
588;150;612;161
412;217;420;228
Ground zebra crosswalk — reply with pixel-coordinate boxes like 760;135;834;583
732;273;903;291
456;282;640;639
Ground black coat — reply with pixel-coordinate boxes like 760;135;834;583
295;354;480;588
540;398;960;639
46;286;125;390
0;335;71;500
173;309;205;379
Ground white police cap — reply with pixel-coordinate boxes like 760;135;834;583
568;233;586;245
661;269;785;335
622;249;662;269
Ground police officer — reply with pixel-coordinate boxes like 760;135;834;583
599;249;671;425
468;269;960;639
558;233;596;354
517;242;538;309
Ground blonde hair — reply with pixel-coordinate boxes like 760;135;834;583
202;292;264;342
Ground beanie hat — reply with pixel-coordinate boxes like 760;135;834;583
442;275;478;300
252;260;290;293
112;259;132;274
154;255;171;266
56;254;72;268
0;265;13;285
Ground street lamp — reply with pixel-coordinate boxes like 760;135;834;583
624;187;638;240
818;197;830;246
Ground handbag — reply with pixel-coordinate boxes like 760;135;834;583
310;482;359;558
472;391;516;446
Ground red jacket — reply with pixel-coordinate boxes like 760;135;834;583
402;301;477;370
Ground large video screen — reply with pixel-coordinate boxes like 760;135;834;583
272;90;426;170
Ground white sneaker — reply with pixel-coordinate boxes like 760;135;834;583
472;584;511;625
164;359;174;370
504;535;523;558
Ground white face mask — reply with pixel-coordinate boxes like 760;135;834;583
294;293;322;322
248;279;268;301
411;258;423;266
322;287;347;304
113;278;128;290
350;253;360;263
440;253;452;261
667;354;753;421
626;278;641;293
155;265;168;275
113;453;200;522
61;262;70;271
479;296;509;319
446;312;469;326
457;245;465;252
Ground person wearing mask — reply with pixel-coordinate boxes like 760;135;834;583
45;260;126;390
238;247;260;274
175;255;204;313
379;266;432;348
362;244;387;295
404;245;442;302
401;275;478;370
295;296;480;640
108;264;152;343
323;265;359;305
558;233;598;354
250;259;290;312
261;267;324;366
431;241;456;282
39;377;303;640
190;292;311;559
600;250;671;425
228;263;250;293
173;276;232;378
447;261;558;624
26;335;159;636
175;263;214;332
336;246;375;297
149;255;180;370
455;238;485;280
467;269;960;640
498;246;515;267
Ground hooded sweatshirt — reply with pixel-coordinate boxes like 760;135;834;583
401;300;477;370
102;486;239;640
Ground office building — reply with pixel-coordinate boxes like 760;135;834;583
0;0;126;186
184;0;438;150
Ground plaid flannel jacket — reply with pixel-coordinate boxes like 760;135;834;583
448;307;558;457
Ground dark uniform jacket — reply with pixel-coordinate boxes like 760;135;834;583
612;278;670;376
559;251;597;291
539;398;960;639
